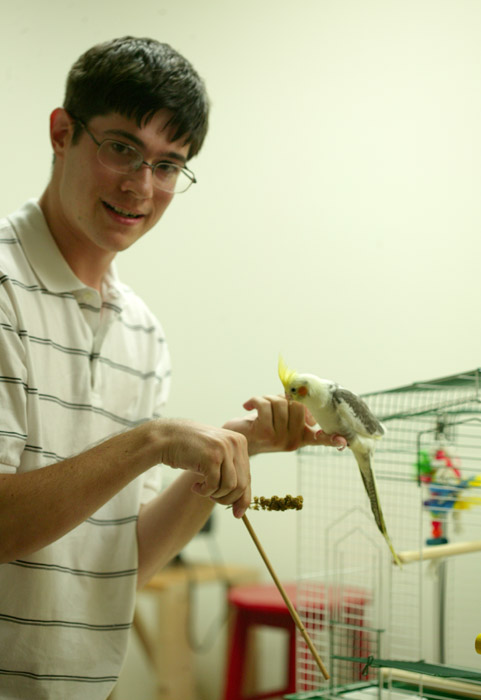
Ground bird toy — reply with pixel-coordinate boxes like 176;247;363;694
416;448;481;545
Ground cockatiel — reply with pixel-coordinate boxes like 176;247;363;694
279;356;401;567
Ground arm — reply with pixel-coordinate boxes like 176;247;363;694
136;471;215;589
0;417;250;565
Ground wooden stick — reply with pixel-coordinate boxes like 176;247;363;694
242;514;330;680
398;539;481;565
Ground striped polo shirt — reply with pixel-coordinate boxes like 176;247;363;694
0;200;171;699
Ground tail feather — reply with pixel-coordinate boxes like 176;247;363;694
354;449;402;568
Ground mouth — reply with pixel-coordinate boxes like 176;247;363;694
102;201;145;220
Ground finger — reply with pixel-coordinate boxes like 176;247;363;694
190;455;229;497
232;479;251;519
247;395;308;433
308;429;347;449
247;394;298;435
242;393;285;413
286;399;306;432
191;476;217;497
241;395;312;452
305;407;317;427
204;431;251;503
268;395;290;435
209;458;239;499
242;396;270;422
210;458;251;517
272;400;305;451
244;395;276;437
220;441;251;498
242;398;257;412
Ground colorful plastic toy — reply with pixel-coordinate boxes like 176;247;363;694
416;448;481;545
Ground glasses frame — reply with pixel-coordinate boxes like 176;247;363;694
71;116;197;194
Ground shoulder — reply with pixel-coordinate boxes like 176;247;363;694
0;215;23;268
0;215;17;240
0;216;28;325
0;201;41;283
112;283;170;379
117;284;166;341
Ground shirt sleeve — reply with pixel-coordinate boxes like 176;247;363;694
0;303;28;472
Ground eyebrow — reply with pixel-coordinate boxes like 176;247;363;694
103;128;187;164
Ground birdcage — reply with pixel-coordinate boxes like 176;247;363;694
287;368;481;700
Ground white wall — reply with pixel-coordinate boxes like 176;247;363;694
2;1;481;697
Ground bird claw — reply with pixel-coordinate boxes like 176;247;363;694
332;434;348;451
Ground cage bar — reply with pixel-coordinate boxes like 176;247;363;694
288;369;481;700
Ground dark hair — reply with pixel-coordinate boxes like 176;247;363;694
63;36;209;159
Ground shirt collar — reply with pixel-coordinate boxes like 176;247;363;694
7;199;127;303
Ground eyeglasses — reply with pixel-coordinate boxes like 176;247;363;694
73;118;197;194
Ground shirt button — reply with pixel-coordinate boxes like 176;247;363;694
85;291;98;304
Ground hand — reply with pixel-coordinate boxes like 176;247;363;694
223;395;347;456
157;418;251;518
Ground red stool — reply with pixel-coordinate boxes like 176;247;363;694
223;582;297;700
222;582;370;700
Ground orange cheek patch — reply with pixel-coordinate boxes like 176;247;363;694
298;386;308;397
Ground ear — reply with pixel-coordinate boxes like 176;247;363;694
49;108;74;157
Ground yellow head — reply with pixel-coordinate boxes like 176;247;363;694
278;355;297;389
278;356;312;400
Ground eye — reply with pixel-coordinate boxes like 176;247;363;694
108;141;133;156
155;162;180;177
290;387;297;393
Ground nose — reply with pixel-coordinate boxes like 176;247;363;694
120;164;155;198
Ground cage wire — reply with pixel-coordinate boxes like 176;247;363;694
289;368;481;700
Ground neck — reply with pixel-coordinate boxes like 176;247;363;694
39;186;115;292
310;380;330;407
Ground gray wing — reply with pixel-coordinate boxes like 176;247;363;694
332;387;385;438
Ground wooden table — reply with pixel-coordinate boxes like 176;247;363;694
110;562;259;700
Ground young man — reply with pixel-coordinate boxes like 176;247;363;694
0;37;344;699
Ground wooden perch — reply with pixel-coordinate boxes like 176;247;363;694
398;539;481;564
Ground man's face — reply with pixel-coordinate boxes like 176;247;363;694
53;109;191;255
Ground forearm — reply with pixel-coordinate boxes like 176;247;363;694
136;471;215;589
0;422;161;564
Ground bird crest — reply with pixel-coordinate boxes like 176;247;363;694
278;355;299;389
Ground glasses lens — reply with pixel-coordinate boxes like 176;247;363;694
98;140;141;173
96;140;195;194
155;166;196;194
153;163;185;193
